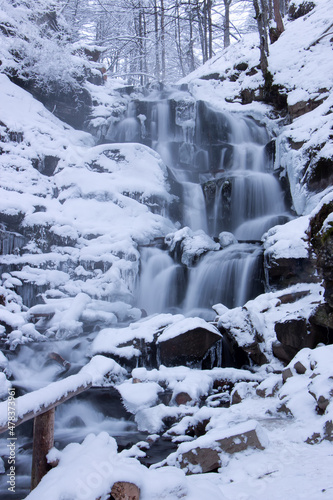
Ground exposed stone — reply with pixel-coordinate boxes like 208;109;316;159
293;361;307;375
309;202;333;309
309;304;333;345
265;255;318;290
180;447;220;474
272;340;299;365
231;389;242;405
175;391;192;406
178;421;266;474
306;157;333;192
110;481;140;500
317;395;330;412
277;403;293;416
32;155;59;176
231;382;258;405
158;325;221;367
277;290;310;304
288;97;325;120
234;62;248;72
282;368;293;382
256;374;281;398
185;418;210;438
306;420;333;444
242;341;268;366
274;318;327;363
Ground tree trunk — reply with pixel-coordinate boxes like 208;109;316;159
154;0;160;80
195;0;207;63
223;0;231;48
253;0;269;75
188;0;195;72
175;0;186;77
160;0;166;82
207;0;213;58
273;0;285;34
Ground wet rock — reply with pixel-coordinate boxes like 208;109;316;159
264;255;318;290
277;290;310;304
185;418;210;438
109;481;140;500
242;341;268;366
306;157;333;192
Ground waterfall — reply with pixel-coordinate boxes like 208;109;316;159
183;244;262;313
110;93;291;315
137;247;186;315
182;181;208;233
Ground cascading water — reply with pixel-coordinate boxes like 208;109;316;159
112;92;291;317
137;247;186;315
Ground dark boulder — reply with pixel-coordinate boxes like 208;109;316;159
274;317;327;363
157;319;221;367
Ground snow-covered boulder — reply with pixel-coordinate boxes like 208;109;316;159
165;227;220;267
166;420;267;474
92;314;221;369
157;317;221;367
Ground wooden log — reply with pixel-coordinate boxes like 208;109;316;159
0;382;92;434
31;407;55;490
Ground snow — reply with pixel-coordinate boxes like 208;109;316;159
0;356;125;429
262;215;310;260
117;380;162;413
91;313;184;359
166;227;220;266
25;431;227;500
166;419;268;461
157;317;221;343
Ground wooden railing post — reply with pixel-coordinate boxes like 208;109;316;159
31;407;55;490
